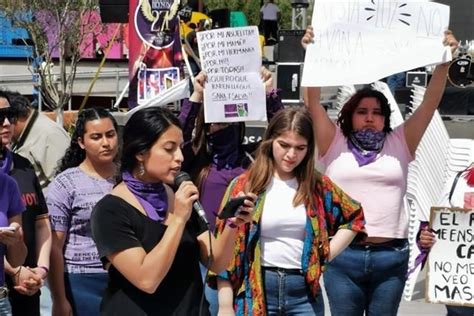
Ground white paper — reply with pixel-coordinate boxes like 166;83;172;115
197;26;266;123
302;0;451;87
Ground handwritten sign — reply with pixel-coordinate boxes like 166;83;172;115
302;0;451;86
197;26;266;123
426;207;474;307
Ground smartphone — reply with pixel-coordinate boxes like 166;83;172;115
218;196;248;220
0;226;16;232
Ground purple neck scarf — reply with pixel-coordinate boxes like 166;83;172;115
0;148;12;174
348;129;386;167
207;124;242;170
122;171;168;221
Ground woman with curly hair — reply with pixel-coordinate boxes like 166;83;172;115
47;108;119;316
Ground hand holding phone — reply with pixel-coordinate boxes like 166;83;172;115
218;196;248;219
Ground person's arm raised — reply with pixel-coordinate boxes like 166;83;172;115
302;26;336;156
404;30;458;156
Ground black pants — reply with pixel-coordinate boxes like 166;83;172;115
263;20;278;42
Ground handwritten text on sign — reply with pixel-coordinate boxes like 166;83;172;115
427;207;474;307
302;0;450;87
197;26;266;123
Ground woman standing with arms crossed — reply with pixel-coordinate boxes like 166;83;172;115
214;107;366;315
91;107;254;315
47;108;119;316
302;27;458;315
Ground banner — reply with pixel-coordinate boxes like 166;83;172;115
302;0;451;87
128;0;185;108
197;26;266;123
427;207;474;308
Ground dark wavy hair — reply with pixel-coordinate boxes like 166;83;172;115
56;108;118;174
121;107;181;173
336;88;392;137
7;92;31;118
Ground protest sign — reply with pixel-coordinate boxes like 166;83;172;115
302;0;451;87
426;207;474;307
197;26;266;123
128;0;185;108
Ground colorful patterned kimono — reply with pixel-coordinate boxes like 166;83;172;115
209;172;365;315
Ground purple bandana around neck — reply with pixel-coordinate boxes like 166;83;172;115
348;129;386;167
207;124;242;170
0;148;12;174
122;171;168;221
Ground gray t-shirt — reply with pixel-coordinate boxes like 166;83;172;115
47;167;114;273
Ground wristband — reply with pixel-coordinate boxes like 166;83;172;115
226;219;238;229
37;265;49;274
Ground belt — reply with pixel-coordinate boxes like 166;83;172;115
261;266;303;275
0;287;8;299
353;238;408;248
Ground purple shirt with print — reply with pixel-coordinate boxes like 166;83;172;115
0;173;25;285
47;167;114;273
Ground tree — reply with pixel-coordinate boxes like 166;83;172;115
0;0;101;124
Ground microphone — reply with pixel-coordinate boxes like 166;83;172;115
174;171;209;226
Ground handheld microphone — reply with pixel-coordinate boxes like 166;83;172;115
174;171;209;226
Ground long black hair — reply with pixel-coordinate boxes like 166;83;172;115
121;107;181;173
56;108;118;174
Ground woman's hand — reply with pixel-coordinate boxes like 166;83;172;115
260;66;273;94
227;192;257;227
301;26;314;50
0;223;23;246
13;266;44;296
172;181;199;223
419;229;436;249
190;71;207;102
443;30;458;56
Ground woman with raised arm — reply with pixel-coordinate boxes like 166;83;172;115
47;108;119;316
302;26;458;315
91;107;254;315
213;107;365;315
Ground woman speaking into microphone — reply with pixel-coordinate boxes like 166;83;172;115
91;107;255;316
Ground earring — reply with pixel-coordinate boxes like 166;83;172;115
137;162;145;178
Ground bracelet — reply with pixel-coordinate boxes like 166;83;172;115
226;219;238;229
13;266;22;278
37;265;49;274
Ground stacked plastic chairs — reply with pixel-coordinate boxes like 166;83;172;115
403;85;474;301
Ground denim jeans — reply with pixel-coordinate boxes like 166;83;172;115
0;297;12;316
64;272;108;316
263;268;324;315
323;239;409;316
446;305;474;316
200;264;218;316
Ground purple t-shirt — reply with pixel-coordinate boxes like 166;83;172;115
0;173;25;285
47;167;114;273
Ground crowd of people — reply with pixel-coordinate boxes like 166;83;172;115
0;23;467;316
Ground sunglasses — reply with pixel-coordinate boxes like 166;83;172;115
0;108;17;124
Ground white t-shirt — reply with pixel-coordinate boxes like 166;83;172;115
260;177;306;269
260;3;280;21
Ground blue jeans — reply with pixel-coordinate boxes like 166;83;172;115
263;268;324;315
0;297;12;316
200;264;218;316
64;272;108;316
446;305;474;316
323;239;409;316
